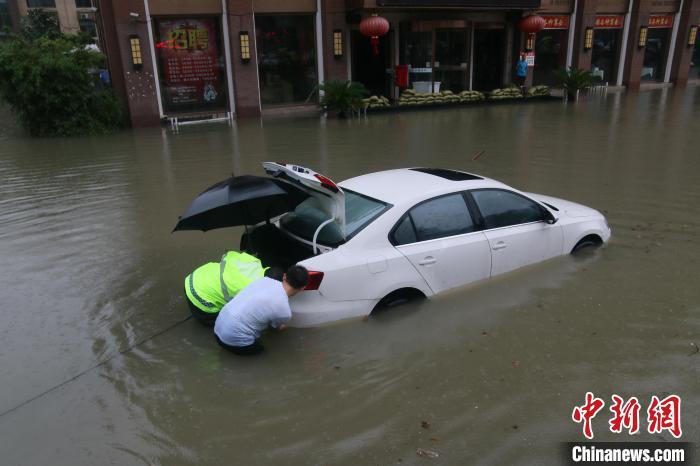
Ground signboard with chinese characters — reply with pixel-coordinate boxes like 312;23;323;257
155;18;228;114
542;15;570;29
595;15;624;28
525;51;535;67
648;15;674;28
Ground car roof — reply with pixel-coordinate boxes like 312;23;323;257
338;168;509;205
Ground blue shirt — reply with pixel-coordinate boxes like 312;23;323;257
214;277;291;346
516;59;528;78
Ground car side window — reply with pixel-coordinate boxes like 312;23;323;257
407;193;475;242
471;189;546;229
392;215;417;245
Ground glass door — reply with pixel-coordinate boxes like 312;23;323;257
434;29;470;93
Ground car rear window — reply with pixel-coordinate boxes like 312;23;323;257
280;189;389;246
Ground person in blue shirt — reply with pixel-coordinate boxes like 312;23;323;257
516;52;528;91
214;265;309;355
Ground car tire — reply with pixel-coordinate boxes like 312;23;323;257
571;235;602;253
372;288;426;314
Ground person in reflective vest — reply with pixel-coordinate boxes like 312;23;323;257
185;251;275;325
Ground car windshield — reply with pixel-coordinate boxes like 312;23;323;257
279;189;388;246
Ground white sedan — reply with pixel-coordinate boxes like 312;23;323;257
243;163;611;327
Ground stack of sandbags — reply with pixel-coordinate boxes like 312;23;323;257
439;90;461;103
458;90;486;102
362;95;391;109
527;85;551;97
489;88;524;100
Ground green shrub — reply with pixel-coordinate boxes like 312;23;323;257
555;67;595;98
0;31;122;136
315;80;369;117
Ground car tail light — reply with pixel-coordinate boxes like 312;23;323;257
314;174;339;193
304;271;324;290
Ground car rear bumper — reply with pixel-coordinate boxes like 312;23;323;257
289;290;377;327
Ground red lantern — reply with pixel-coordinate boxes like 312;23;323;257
360;14;390;56
518;14;546;34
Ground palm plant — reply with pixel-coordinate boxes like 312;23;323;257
555;67;595;101
314;80;369;117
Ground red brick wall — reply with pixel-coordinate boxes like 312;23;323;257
572;0;598;70
227;0;261;117
100;0;161;126
321;0;349;82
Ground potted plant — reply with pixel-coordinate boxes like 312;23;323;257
555;67;595;101
314;80;369;117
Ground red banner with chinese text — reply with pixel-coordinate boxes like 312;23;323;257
648;15;674;28
542;16;570;29
155;18;227;114
595;15;624;28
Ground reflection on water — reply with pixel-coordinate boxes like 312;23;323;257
0;88;699;465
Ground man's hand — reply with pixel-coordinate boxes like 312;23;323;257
277;324;288;332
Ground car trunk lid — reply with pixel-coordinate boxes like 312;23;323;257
263;162;346;237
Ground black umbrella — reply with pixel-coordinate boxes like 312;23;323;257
173;175;308;232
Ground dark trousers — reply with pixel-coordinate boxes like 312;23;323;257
185;296;218;326
216;335;265;356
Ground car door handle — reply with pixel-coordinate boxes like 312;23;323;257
492;241;507;251
418;257;437;266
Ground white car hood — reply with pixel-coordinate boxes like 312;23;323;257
525;192;603;219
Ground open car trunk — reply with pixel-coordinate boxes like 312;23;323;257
243;224;316;269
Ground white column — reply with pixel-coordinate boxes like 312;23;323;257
143;0;164;118
617;0;634;85
252;13;262;112
566;0;578;68
221;0;236;115
664;0;685;82
316;0;325;90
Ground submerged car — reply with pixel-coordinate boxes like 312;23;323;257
242;162;611;327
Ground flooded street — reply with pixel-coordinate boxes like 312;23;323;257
1;88;699;465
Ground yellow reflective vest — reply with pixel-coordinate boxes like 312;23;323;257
184;251;265;313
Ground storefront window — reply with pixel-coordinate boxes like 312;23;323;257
154;17;228;114
78;16;97;42
591;29;620;85
26;0;55;7
641;28;670;81
690;29;700;80
533;29;568;86
256;15;317;106
0;0;11;36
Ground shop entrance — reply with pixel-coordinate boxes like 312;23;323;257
352;31;392;98
472;27;505;91
533;29;568;86
642;27;671;82
591;28;621;85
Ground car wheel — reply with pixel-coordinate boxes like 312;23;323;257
571;235;602;253
372;288;426;314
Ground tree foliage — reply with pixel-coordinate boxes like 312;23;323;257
20;9;61;41
0;18;122;137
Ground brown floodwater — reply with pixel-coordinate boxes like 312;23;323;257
0;87;699;465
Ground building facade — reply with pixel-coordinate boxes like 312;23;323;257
89;0;700;125
2;0;99;41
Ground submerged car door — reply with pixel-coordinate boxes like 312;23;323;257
468;189;564;276
391;192;491;294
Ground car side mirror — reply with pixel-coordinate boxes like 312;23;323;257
545;210;559;224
